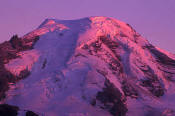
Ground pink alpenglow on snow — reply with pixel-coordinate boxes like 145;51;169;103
5;50;40;76
0;16;175;116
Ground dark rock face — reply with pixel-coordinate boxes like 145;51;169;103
145;45;175;67
26;111;39;116
0;41;19;63
151;48;175;67
122;81;138;99
0;104;19;116
19;69;31;79
83;36;123;75
95;79;127;116
99;36;118;52
0;42;17;100
141;79;164;97
134;58;165;97
41;59;47;69
10;35;39;51
10;35;24;50
0;35;39;100
140;65;164;97
0;74;12;100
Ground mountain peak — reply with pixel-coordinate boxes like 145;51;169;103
1;17;175;116
24;16;143;47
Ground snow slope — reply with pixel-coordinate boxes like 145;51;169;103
1;16;175;116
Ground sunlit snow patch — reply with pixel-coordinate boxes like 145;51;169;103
5;50;40;76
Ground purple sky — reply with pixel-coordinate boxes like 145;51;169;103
0;0;174;53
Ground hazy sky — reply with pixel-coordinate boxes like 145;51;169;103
0;0;174;53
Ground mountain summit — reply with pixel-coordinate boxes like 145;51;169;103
0;16;175;116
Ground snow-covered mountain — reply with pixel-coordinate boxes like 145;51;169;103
0;16;175;116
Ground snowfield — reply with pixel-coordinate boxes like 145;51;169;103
1;16;175;116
